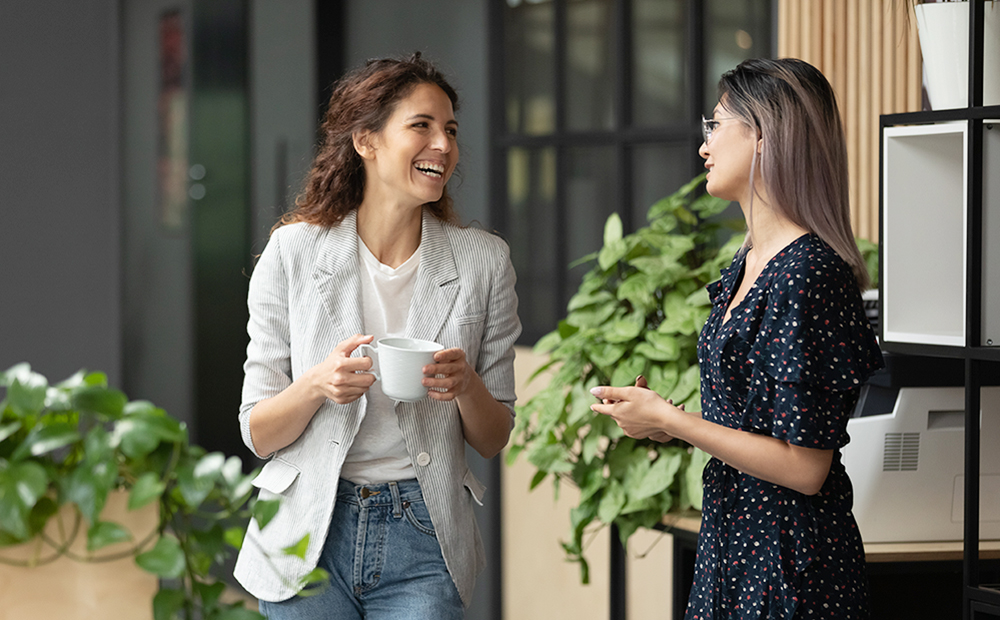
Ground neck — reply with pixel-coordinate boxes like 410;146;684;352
740;193;809;263
356;202;423;268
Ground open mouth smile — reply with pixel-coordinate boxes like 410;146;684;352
414;162;445;179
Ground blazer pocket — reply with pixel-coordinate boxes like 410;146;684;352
463;469;486;506
455;312;487;367
252;458;301;495
456;311;486;326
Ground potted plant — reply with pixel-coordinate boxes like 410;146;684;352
0;363;324;619
507;173;743;582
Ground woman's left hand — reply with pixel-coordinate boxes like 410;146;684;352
422;348;473;401
590;385;680;442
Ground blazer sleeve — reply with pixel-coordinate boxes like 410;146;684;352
239;232;293;459
475;242;522;419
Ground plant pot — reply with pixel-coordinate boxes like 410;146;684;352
914;1;1000;110
0;491;158;620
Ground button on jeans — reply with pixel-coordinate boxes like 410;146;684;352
259;479;464;620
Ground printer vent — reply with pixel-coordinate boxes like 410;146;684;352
883;432;920;471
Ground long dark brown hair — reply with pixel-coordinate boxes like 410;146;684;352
718;58;869;290
275;52;460;231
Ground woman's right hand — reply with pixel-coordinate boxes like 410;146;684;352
307;334;377;404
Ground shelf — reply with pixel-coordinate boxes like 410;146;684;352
882;105;1000;126
882;123;967;347
881;121;1000;350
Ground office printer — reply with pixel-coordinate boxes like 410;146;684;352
842;353;1000;543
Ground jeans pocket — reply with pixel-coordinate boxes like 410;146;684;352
402;500;437;537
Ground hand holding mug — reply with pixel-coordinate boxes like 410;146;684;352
422;348;472;402
311;334;377;404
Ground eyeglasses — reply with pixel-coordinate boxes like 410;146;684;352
701;115;739;144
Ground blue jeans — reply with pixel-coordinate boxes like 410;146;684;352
259;478;464;620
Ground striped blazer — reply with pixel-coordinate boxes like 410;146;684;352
232;209;521;606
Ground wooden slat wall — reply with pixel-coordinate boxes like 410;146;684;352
777;0;923;242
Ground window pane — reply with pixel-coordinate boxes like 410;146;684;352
566;0;616;131
505;0;556;135
566;146;618;302
631;143;693;228
632;0;685;126
704;0;772;109
508;147;559;343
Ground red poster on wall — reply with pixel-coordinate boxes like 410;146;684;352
157;10;187;232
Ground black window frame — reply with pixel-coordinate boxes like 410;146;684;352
489;0;773;345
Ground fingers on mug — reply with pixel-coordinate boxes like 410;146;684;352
357;337;444;402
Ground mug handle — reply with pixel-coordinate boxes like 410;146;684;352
356;343;380;381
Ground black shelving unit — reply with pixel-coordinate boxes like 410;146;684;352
879;3;1000;619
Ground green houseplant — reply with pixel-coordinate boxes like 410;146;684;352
0;363;324;620
508;173;743;582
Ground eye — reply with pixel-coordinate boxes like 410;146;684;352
446;127;458;137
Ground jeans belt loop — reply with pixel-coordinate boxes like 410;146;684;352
389;481;402;518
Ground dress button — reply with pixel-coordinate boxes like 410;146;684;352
416;452;431;467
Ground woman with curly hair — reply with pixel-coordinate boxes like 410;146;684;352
234;53;520;619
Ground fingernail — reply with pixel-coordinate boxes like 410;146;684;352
590;387;603;397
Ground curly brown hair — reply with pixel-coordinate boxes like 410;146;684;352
275;52;460;232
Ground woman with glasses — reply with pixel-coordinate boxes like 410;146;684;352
592;58;883;619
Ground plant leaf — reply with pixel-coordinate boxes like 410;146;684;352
11;422;81;461
136;535;186;578
296;567;331;598
253;498;281;530
0;421;23;443
0;460;48;540
224;526;246;550
153;587;186;620
4;365;48;416
597;479;626;524
215;606;268;620
282;533;310;560
87;520;133;551
71;385;127;418
128;471;166;510
603;212;623;246
633;449;684;500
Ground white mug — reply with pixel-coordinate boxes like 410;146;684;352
357;337;444;402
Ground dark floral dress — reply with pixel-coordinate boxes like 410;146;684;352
686;234;884;620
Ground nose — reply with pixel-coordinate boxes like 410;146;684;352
698;139;709;159
430;127;453;153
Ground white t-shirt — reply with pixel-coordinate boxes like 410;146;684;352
340;238;420;484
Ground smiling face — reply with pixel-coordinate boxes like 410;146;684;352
698;100;759;205
357;82;459;210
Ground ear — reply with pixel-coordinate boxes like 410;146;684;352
353;131;375;160
757;138;763;154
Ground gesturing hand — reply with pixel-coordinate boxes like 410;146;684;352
590;379;683;443
421;347;473;402
310;334;377;404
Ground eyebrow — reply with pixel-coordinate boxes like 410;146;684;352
407;113;458;127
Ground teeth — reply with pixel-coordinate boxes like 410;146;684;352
415;162;444;177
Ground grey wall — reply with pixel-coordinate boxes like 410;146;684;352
249;0;316;252
0;0;123;385
345;0;491;228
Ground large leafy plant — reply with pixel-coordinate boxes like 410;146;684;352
508;174;743;582
0;363;324;619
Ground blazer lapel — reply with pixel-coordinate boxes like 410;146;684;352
406;210;459;344
312;210;365;337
